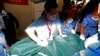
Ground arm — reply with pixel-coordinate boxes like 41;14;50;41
80;15;89;35
25;27;41;44
25;26;49;47
80;24;85;35
80;24;86;40
80;15;89;40
25;16;49;46
56;13;62;35
56;14;65;37
7;12;20;29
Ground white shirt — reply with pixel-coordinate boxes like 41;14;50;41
85;33;99;48
25;14;61;41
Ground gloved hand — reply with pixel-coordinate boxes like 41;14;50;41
71;29;76;34
37;40;48;47
98;29;100;33
60;34;67;38
48;36;53;41
80;34;85;40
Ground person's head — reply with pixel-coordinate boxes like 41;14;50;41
82;0;100;16
43;2;58;20
67;5;78;18
92;2;100;20
61;3;78;20
78;0;100;22
92;7;98;16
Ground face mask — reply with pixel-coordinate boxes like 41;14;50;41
47;14;56;21
68;18;73;23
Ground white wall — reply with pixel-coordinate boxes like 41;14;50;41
4;0;63;39
4;0;34;37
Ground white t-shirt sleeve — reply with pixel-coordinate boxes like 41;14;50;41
25;20;41;43
25;21;36;37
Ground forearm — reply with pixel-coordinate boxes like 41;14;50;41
80;25;86;40
80;25;85;35
58;27;62;35
25;29;41;44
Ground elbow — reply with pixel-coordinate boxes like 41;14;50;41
25;28;32;35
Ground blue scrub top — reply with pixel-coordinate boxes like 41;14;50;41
61;19;77;35
82;13;98;38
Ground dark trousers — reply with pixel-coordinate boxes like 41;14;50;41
2;29;17;46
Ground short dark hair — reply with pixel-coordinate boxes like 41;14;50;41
44;2;58;13
79;0;100;21
60;3;72;20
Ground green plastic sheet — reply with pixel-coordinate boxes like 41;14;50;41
8;33;84;56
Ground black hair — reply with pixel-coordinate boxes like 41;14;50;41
0;6;2;14
44;1;58;13
60;3;72;20
41;1;58;16
84;0;99;14
79;0;100;23
0;0;5;14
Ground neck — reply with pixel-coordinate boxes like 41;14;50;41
64;17;72;24
93;14;98;19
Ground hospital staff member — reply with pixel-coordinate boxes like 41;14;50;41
80;1;100;40
25;1;61;47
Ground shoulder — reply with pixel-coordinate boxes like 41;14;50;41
82;14;92;22
28;16;45;28
84;13;92;19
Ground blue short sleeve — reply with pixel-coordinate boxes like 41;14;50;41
82;15;91;26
